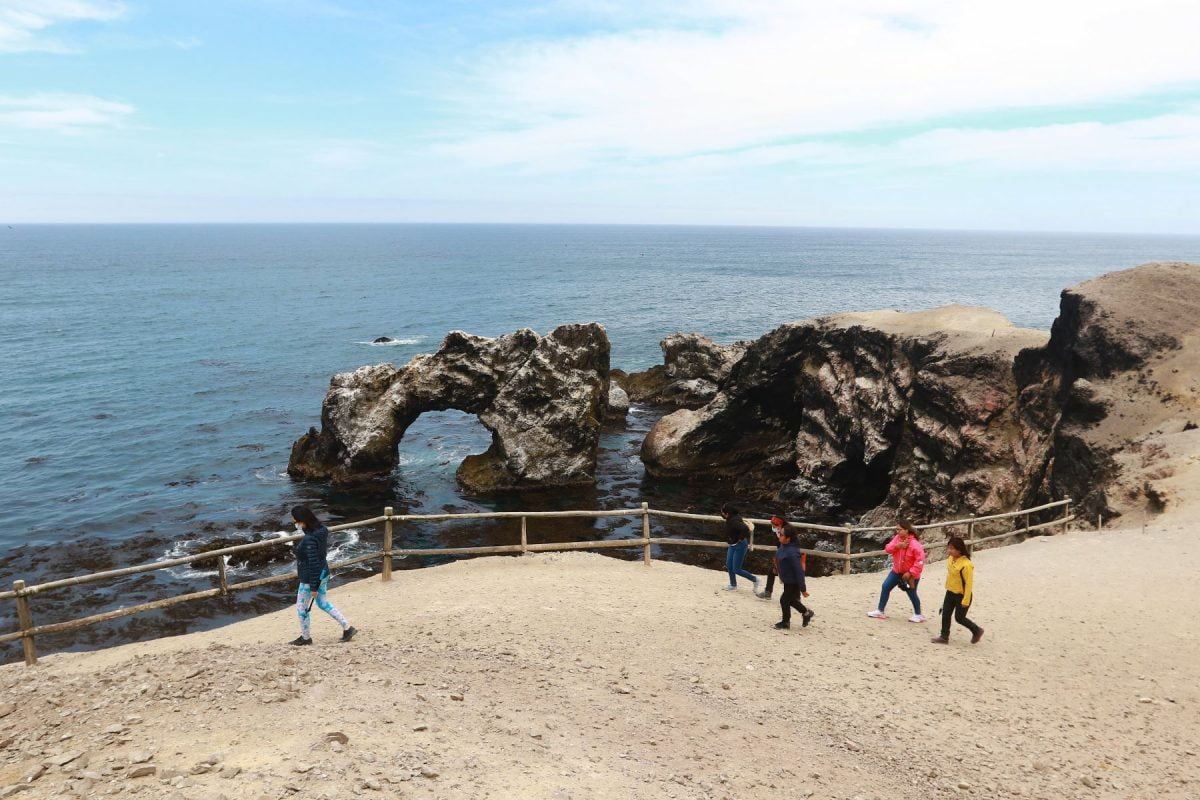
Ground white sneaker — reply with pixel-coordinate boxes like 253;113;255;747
866;609;887;619
721;584;738;591
752;577;761;593
909;614;926;623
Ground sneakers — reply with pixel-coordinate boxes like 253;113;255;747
909;614;926;623
801;609;815;628
866;609;887;619
773;621;790;630
971;628;985;644
340;626;358;643
752;577;761;594
289;636;312;646
721;584;738;591
930;636;949;644
755;590;772;600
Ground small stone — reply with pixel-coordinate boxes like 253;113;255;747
127;765;156;779
0;785;32;798
128;751;153;764
0;703;14;719
412;724;428;732
20;765;44;783
293;763;313;773
324;732;349;745
1138;697;1153;703
46;751;82;767
450;693;464;702
957;780;971;790
103;725;124;735
844;740;862;752
204;753;223;765
219;766;241;779
420;767;439;779
1081;776;1098;789
235;684;253;693
362;777;382;790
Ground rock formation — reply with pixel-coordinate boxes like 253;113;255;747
1015;261;1200;520
613;334;747;408
289;324;610;491
642;306;1049;522
641;263;1200;524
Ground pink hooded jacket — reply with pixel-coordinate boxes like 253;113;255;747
884;534;925;578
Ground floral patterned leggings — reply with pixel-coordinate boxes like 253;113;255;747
296;571;349;638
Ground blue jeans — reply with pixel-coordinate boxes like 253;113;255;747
878;570;921;615
726;539;755;586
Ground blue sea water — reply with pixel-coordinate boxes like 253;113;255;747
4;223;1200;556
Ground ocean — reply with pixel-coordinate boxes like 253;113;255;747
3;223;1199;655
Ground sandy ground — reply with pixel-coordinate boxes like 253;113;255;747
1;513;1198;800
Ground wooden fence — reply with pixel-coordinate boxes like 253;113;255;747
1;498;1073;666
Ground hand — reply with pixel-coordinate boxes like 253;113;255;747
802;591;810;598
903;572;913;582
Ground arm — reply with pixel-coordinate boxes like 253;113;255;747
884;534;901;555
908;539;926;579
960;560;974;607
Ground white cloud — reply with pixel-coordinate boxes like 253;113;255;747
0;93;134;131
439;0;1200;170
0;0;126;53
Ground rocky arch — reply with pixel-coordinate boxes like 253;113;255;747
287;324;610;491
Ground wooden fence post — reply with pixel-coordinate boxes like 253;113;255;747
520;516;528;554
382;507;394;582
641;502;651;565
1062;497;1072;534
13;580;36;666
966;515;976;547
217;558;229;595
842;528;852;576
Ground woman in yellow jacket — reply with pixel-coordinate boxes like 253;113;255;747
931;536;984;645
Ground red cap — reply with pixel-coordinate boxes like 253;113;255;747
770;515;785;527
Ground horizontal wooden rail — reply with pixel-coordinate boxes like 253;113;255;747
5;497;1074;666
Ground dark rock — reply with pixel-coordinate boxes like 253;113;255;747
643;306;1049;523
187;536;293;570
614;334;746;408
289;324;610;490
372;336;395;343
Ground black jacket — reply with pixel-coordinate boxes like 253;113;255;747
776;541;807;591
724;514;749;545
294;524;330;588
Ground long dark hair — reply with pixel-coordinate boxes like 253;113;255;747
291;505;321;530
897;518;920;538
721;502;740;517
946;535;970;558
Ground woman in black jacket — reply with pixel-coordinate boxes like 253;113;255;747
773;522;814;630
290;505;356;646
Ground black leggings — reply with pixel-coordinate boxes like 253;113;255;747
780;583;809;624
940;590;981;639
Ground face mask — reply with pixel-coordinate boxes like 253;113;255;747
294;523;304;533
772;526;783;536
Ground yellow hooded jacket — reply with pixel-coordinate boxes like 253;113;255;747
945;555;974;607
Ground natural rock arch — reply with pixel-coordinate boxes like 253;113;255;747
288;324;610;491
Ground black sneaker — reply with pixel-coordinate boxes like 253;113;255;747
802;610;815;628
773;621;790;630
289;636;313;646
340;626;357;643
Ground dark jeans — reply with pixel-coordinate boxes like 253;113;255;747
940;590;982;639
726;539;755;586
762;571;776;595
878;570;921;615
779;583;809;624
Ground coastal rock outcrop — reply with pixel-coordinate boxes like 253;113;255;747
1015;262;1200;520
641;262;1200;525
642;306;1049;522
289;324;610;491
613;334;747;408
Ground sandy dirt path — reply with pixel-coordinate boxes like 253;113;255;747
1;515;1198;799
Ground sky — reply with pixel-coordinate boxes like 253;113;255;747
1;0;1199;232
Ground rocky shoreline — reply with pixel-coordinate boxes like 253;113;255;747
291;262;1200;527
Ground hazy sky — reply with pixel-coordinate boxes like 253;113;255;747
2;0;1199;231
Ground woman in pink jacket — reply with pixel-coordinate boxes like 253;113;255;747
866;520;926;622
